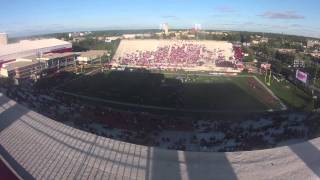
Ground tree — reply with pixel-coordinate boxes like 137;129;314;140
242;46;255;62
271;60;282;74
275;52;295;65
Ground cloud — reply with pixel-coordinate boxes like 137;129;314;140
259;11;305;19
291;24;303;28
161;15;178;19
242;21;256;26
215;6;236;13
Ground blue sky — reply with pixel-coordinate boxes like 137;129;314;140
1;0;320;38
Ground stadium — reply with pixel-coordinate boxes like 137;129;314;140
2;0;320;178
0;36;318;179
56;39;287;113
112;40;244;72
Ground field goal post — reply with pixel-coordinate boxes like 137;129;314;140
265;69;272;86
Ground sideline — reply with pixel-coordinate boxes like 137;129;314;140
253;76;288;110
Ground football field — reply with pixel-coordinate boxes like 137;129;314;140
174;75;284;111
58;71;284;112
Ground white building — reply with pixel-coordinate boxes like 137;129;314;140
77;50;108;64
0;38;72;63
187;34;196;39
122;34;137;39
0;32;8;46
307;40;320;48
105;36;120;43
0;58;40;80
33;52;79;70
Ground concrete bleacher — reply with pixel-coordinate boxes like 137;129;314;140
0;93;320;180
114;40;234;61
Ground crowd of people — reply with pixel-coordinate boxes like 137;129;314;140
1;77;318;152
233;46;244;61
114;42;243;69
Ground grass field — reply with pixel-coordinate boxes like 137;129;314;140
256;75;313;111
58;71;284;112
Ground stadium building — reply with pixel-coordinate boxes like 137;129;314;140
0;58;40;80
29;52;79;70
77;50;108;64
0;38;72;67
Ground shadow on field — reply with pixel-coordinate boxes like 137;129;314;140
53;70;270;113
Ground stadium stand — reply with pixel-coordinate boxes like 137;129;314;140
112;40;242;72
1;93;320;179
1;78;314;152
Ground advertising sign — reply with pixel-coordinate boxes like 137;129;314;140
296;70;308;84
261;63;271;70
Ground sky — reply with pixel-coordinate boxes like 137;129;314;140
1;0;320;38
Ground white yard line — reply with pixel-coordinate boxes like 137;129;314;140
253;76;288;110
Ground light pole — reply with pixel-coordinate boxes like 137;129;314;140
312;62;319;110
100;55;103;72
313;62;319;87
313;95;318;110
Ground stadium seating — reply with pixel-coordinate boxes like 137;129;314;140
1;93;320;179
113;40;242;70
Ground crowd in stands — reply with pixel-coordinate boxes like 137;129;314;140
233;46;244;61
215;46;244;68
115;43;243;69
1;78;318;152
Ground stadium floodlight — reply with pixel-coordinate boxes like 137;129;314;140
194;24;202;31
159;24;164;30
160;23;169;35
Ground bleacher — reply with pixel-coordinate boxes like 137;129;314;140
113;40;240;71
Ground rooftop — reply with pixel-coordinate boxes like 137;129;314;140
79;50;108;57
39;52;79;59
0;38;71;57
27;52;79;61
2;59;38;71
276;48;297;53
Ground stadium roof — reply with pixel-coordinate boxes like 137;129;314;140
1;59;38;71
26;52;79;61
0;93;320;179
0;39;71;57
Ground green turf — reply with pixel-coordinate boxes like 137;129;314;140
59;71;284;112
176;75;282;111
256;75;313;110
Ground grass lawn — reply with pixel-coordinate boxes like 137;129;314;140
256;75;313;111
59;71;283;112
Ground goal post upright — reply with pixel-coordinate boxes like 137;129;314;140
268;69;272;86
265;69;268;84
264;69;272;86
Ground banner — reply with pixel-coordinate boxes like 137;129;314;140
296;70;308;84
261;63;271;70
